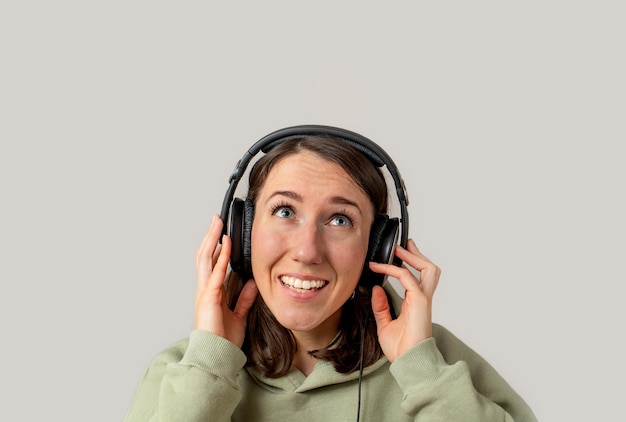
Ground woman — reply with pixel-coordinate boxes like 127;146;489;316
124;126;537;421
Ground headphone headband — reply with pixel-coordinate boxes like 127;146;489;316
220;125;409;249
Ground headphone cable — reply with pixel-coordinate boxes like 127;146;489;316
356;317;367;422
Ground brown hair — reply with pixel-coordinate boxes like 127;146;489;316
225;135;390;377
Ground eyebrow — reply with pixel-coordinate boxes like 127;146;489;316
267;190;363;214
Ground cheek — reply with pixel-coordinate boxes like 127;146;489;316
331;237;370;277
250;223;281;268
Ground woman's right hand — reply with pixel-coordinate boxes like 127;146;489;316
194;214;258;348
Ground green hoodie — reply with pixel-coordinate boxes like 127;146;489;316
124;287;537;421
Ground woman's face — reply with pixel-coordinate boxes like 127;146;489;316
250;151;374;340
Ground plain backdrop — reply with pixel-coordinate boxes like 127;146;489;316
1;2;624;421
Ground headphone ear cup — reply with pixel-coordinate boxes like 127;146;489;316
241;198;254;275
362;215;399;287
230;198;254;275
229;198;245;274
375;217;399;266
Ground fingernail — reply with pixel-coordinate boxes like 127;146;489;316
211;213;219;225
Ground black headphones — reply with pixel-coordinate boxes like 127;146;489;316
219;125;409;288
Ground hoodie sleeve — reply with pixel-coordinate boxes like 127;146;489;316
389;324;538;422
123;330;247;422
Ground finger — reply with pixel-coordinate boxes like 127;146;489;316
196;215;224;288
196;215;223;265
369;261;420;292
212;243;223;267
395;241;441;296
371;285;393;329
395;240;435;273
206;234;231;291
233;279;259;321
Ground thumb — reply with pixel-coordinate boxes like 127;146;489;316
371;285;393;329
233;279;258;320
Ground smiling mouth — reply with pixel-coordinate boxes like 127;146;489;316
280;276;328;293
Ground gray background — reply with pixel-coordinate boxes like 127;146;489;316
1;2;624;421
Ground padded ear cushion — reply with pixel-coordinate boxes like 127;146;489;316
229;198;246;274
374;217;399;266
362;215;399;287
230;198;254;275
366;215;389;263
241;198;254;275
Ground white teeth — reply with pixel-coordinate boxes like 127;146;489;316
280;276;326;292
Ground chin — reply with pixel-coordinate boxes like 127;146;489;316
274;307;342;336
275;313;321;332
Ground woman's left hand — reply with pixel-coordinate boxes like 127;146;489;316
370;239;441;362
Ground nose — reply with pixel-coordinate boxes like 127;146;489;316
290;220;324;265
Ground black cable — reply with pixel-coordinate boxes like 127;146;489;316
356;317;367;422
